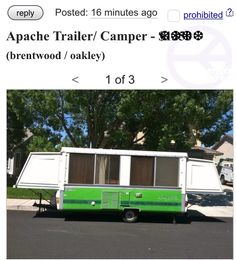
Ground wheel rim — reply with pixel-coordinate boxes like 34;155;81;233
124;210;138;222
126;211;135;220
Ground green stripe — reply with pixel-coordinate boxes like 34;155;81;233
131;201;181;206
64;199;101;204
63;199;181;207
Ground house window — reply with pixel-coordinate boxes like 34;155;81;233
68;154;94;184
95;155;120;185
130;156;154;186
155;157;179;187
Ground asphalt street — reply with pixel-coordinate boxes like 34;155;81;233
7;210;233;259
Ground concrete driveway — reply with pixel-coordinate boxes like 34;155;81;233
188;184;233;217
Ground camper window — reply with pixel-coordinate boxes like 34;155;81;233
95;155;120;184
155;157;179;187
130;156;154;186
68;154;94;184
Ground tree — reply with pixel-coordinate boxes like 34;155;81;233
7;90;128;149
127;90;233;151
26;136;60;152
117;90;233;151
7;91;28;152
7;90;233;152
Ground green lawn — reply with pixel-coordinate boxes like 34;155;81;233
7;187;55;200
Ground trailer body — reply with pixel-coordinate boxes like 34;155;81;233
15;148;223;221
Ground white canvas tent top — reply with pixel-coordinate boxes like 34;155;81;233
15;147;223;194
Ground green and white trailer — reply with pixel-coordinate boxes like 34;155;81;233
15;147;223;222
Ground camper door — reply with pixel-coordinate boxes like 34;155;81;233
15;153;61;189
186;159;223;194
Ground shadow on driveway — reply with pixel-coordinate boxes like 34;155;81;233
188;188;233;207
33;209;226;224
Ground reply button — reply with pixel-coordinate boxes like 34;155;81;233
8;5;44;20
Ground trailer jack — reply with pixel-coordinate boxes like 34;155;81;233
32;191;56;213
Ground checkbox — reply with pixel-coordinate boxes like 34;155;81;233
167;9;180;22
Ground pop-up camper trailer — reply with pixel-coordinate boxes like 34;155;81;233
15;147;223;222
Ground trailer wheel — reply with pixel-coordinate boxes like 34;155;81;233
122;209;139;223
220;175;226;185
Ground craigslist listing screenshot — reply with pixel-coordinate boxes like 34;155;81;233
1;0;235;259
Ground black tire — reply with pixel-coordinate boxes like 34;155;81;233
183;212;191;223
122;210;139;223
220;175;226;185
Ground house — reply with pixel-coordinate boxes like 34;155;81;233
211;134;233;164
188;134;233;167
188;146;223;161
7;130;33;177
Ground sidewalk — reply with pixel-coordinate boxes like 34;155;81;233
7;198;50;211
188;205;233;217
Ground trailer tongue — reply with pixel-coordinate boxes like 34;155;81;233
15;148;223;222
